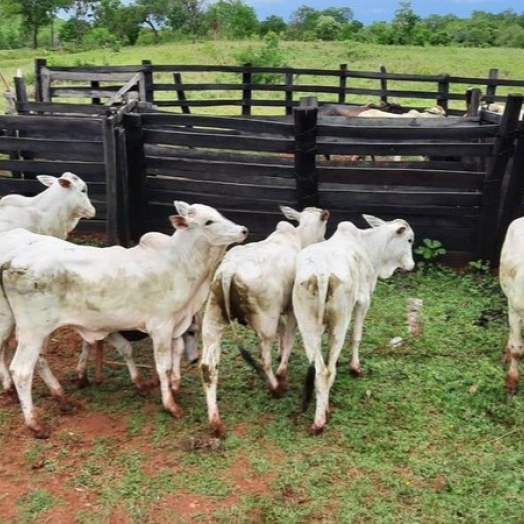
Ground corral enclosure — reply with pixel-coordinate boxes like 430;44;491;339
1;59;524;264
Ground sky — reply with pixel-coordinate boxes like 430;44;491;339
244;0;520;24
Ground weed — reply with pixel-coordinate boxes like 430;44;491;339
414;238;447;261
16;489;58;523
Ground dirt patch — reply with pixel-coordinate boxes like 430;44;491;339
0;322;286;523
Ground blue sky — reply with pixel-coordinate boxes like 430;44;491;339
244;0;520;24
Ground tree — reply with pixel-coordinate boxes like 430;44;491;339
92;0;142;45
3;0;72;48
321;7;353;25
391;0;420;45
135;0;171;41
204;0;258;39
259;15;286;37
287;6;320;40
315;15;340;41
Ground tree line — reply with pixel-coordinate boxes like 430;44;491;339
1;0;523;50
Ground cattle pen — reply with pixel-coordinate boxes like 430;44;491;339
1;59;524;266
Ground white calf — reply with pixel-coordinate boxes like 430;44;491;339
0;172;96;239
201;205;329;437
293;215;415;434
358;106;446;119
500;217;524;393
0;172;96;393
0;201;247;438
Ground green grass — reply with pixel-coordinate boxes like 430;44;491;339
3;263;524;522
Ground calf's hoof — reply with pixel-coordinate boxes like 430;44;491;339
167;404;184;419
506;374;518;395
350;365;362;377
210;420;227;439
269;382;287;398
29;421;50;439
76;375;90;389
134;377;151;396
309;423;325;436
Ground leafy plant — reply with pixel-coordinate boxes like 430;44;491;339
415;238;447;261
468;259;491;273
235;32;288;83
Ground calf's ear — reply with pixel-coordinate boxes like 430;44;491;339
58;178;72;189
321;209;330;221
36;175;57;187
396;225;407;235
174;201;191;217
279;205;301;222
362;214;385;228
169;214;188;229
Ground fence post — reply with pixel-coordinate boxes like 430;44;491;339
379;64;388;105
242;63;252;116
465;88;481;118
141;59;154;104
495;126;524;262
102;112;123;246
338;64;347;104
285;71;294;116
477;93;523;262
91;81;101;105
173;73;191;114
485;68;499;104
293;97;318;209
34;58;46;102
123;112;148;243
437;75;450;114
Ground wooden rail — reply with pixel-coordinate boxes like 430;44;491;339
32;59;524;117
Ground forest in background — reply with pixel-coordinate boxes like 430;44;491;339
1;0;524;52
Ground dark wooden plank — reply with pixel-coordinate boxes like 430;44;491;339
147;190;295;210
15;102;112;116
320;188;481;207
317;122;499;140
317;198;480;217
0;137;104;160
0;114;102;134
147;178;296;201
0;177;106;196
317;141;492;158
145;157;295;184
140;113;294;136
317;166;485;190
0;159;105;178
144;144;293;165
142;129;294;153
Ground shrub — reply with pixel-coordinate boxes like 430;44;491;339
235;32;287;84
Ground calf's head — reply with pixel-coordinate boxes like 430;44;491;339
363;214;415;279
38;172;96;220
280;205;330;247
171;201;248;246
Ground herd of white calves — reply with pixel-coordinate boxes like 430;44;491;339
0;171;521;439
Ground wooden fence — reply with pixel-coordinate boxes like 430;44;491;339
31;59;524;117
116;94;523;264
2;61;524;265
